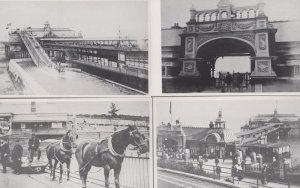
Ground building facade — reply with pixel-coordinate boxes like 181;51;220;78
157;110;237;159
161;0;300;91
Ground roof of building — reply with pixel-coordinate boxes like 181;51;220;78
182;127;210;141
161;28;183;47
251;113;300;122
12;113;71;123
222;129;238;142
0;113;13;117
206;128;238;143
242;142;290;148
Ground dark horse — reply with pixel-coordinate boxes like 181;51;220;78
75;125;148;188
46;129;78;183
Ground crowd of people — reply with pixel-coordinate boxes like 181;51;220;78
158;144;273;185
0;134;41;174
222;72;245;92
159;145;187;160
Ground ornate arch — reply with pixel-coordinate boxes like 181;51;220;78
196;36;257;56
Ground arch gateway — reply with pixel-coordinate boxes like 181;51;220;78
180;0;277;81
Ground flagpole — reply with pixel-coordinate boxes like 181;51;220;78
169;101;172;125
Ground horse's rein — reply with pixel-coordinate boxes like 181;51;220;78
129;130;148;150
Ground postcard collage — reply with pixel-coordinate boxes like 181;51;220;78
0;0;300;188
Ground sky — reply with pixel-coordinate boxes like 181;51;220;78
0;99;150;117
161;0;300;28
0;0;148;41
154;97;300;133
214;56;251;76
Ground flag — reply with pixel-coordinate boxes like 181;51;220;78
169;101;172;114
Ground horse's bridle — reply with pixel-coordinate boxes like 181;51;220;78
129;130;147;151
60;134;76;152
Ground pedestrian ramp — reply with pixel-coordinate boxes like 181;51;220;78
238;123;283;145
18;31;55;67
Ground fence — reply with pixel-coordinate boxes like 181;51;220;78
200;163;290;188
120;154;150;188
216;72;251;91
157;159;291;188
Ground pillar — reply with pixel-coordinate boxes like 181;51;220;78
250;17;277;79
179;60;200;77
180;35;200;77
250;56;277;78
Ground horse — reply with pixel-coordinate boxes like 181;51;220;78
46;129;78;183
75;125;148;188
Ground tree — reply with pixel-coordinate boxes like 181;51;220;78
108;103;119;118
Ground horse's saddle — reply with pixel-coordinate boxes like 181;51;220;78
95;137;124;158
95;138;109;155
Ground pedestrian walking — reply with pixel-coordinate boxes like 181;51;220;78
241;160;245;172
215;156;219;166
225;72;233;92
236;72;243;92
28;133;40;162
11;143;23;174
198;156;203;171
216;165;221;179
222;153;226;163
261;164;268;185
0;138;10;173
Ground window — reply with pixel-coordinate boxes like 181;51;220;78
52;122;63;128
221;11;228;19
162;66;166;76
294;66;300;76
21;123;26;129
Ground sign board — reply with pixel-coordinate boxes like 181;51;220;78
118;52;125;61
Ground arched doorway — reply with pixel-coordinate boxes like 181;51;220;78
196;37;256;86
206;133;222;158
215;56;251;77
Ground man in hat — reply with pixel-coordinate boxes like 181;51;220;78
225;72;233;92
0;138;10;173
11;143;23;174
28;134;40;162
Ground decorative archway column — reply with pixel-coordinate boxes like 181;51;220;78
250;56;277;78
250;17;277;79
179;58;201;77
179;34;201;77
